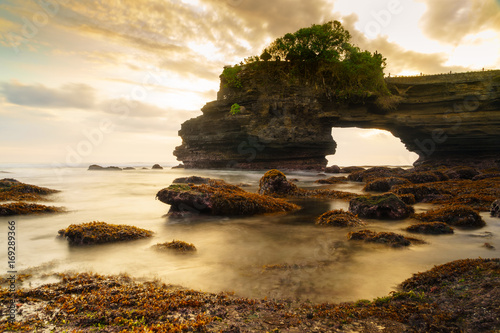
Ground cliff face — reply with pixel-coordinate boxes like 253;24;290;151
174;67;500;169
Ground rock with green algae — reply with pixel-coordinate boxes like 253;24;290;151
347;229;424;247
416;205;485;228
156;178;300;217
58;221;153;245
349;193;414;220
316;209;364;227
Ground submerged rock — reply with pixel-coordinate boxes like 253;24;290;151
349;193;414;220
58;221;153;245
416;205;485;228
0;202;63;216
316;209;364;227
406;222;454;234
153;240;197;253
490;199;500;218
88;164;122;171
347;229;424;247
156;178;300;217
315;176;347;184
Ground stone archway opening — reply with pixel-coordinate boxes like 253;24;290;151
327;128;419;167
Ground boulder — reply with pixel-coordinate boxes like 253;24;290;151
405;222;454;234
58;221;153;245
156;179;300;217
315;176;347;184
153;240;197;253
152;164;163;170
316;209;364;227
363;177;411;192
88;165;122;171
173;176;211;184
416;205;485;228
347;230;424;247
349;193;414;220
324;165;341;173
258;169;298;197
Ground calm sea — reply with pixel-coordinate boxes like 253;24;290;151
0;164;498;303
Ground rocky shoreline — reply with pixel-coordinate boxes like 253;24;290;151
1;165;499;332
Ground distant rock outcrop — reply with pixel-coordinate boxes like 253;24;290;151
88;165;122;171
174;66;500;170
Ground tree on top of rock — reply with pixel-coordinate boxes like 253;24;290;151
264;21;352;63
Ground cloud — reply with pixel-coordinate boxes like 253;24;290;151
417;0;500;44
341;13;467;74
0;82;97;109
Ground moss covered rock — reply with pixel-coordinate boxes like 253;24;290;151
315;176;347;184
258;169;298;196
347;229;423;247
0;178;59;201
154;240;197;252
0;202;63;216
405;222;454;234
316;209;364;227
157;178;300;217
349;193;414;220
363;177;411;192
58;221;153;245
416;205;485;228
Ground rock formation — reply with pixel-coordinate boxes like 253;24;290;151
174;65;500;170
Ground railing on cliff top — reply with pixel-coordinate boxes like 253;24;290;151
384;69;500;84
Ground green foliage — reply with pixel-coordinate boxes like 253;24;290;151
230;103;241;115
225;20;389;99
222;65;243;88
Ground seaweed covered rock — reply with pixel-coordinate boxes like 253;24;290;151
0;202;63;216
363;177;411;192
0;178;59;201
173;176;211;184
258;169;298;196
347;230;423;247
58;221;153;245
397;193;416;205
416;205;485;228
490;199;500;218
340;166;365;174
445;166;479;180
324;165;341;173
405;171;441;184
349;193;414;220
157;178;300;217
316;209;364;227
392;183;452;202
315;176;347;184
347;167;404;182
405;222;454;234
154;240;197;252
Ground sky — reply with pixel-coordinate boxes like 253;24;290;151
0;0;499;167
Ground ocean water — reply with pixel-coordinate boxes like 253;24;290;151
0;165;498;303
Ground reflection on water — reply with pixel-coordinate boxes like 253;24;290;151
0;166;499;303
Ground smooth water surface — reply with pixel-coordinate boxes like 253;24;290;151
0;165;498;303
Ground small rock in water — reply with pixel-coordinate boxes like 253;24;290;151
152;164;163;170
